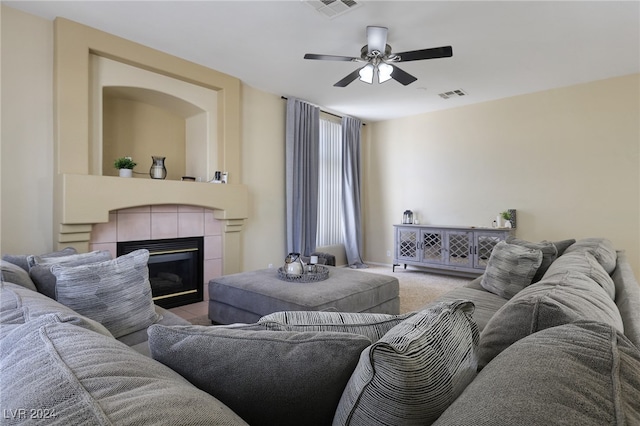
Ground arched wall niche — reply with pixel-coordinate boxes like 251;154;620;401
93;56;217;180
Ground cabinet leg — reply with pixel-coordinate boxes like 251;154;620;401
393;263;398;272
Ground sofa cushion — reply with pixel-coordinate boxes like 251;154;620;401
258;310;416;342
333;300;479;426
564;237;617;274
544;250;616;300
0;282;112;339
148;324;370;426
480;241;542;299
1;260;37;291
506;236;558;282
52;249;159;338
429;287;508;332
0;315;248;426
28;250;113;299
2;247;76;272
433;321;640;426
478;271;624;368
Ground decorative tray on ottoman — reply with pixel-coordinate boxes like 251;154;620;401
276;265;330;283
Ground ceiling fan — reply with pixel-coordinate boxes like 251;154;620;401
304;26;453;87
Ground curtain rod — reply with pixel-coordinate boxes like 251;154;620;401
280;96;365;125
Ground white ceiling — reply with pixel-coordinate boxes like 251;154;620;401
6;1;640;122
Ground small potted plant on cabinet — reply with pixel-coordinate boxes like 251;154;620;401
114;157;137;178
500;211;512;228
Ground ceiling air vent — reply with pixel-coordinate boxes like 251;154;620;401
438;89;468;99
305;0;362;19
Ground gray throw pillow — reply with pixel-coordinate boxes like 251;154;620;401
544;251;616;300
52;249;159;338
258;310;417;342
333;300;479;426
480;241;542;299
478;271;624;369
28;250;113;299
433;321;640;426
553;238;576;257
564;237;617;274
0;282;112;339
506;236;558;282
1;260;37;291
2;247;76;272
148;324;371;426
1;317;248;426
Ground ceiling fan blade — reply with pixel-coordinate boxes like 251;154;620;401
334;69;361;87
394;46;453;62
389;65;417;86
366;26;388;54
304;53;359;62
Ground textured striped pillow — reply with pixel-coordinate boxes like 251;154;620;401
52;249;159;338
333;300;479;426
258;311;417;342
480;241;542;299
28;250;113;299
506;237;558;282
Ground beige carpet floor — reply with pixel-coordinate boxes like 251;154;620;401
360;265;472;313
189;265;472;325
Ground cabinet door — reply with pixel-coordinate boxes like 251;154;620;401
396;227;419;262
474;232;505;269
445;231;473;268
419;229;445;265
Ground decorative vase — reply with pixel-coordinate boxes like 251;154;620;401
119;169;133;178
150;156;167;180
496;215;503;228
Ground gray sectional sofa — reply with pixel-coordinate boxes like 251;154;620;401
1;237;639;425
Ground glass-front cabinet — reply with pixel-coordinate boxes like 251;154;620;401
393;225;513;276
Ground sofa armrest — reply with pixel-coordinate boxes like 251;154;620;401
612;250;640;347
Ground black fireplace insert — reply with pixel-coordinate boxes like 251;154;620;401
117;237;204;309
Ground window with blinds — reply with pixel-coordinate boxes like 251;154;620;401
316;118;343;246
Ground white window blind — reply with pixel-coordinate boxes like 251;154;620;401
316;118;343;246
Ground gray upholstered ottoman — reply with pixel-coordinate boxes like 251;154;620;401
208;267;400;324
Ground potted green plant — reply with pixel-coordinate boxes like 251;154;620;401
114;157;136;178
500;211;512;228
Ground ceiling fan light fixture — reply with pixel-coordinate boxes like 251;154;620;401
358;64;374;84
378;63;393;83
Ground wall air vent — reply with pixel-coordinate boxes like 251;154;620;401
438;89;468;99
305;0;362;19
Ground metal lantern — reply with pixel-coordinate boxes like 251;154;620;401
402;210;414;224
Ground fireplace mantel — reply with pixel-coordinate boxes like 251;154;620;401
57;174;248;224
56;174;248;274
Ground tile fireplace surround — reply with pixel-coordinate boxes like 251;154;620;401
89;205;223;286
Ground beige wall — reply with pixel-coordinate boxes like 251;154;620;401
364;74;640;276
2;5;639;279
240;85;286;270
1;6;54;254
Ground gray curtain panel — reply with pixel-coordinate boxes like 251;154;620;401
341;116;367;268
286;98;320;256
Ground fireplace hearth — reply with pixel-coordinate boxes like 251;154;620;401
118;237;204;309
